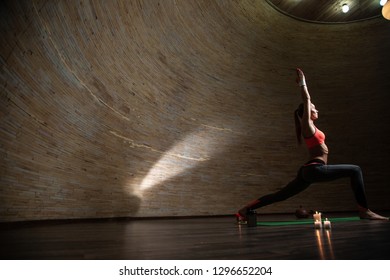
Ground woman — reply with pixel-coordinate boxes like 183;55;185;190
236;68;388;222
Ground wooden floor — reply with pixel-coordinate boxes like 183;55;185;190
1;212;389;260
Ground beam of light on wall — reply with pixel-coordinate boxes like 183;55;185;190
111;124;239;197
138;128;219;192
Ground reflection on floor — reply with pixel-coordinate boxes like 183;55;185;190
0;212;389;259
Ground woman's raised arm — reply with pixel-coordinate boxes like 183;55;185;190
296;68;315;136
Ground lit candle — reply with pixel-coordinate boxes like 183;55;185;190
313;211;322;222
324;218;331;230
314;220;322;229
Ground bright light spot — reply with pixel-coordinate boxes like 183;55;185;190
138;127;228;191
118;123;240;199
380;0;388;7
342;4;350;13
139;150;204;191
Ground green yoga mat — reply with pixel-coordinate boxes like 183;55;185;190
257;217;361;226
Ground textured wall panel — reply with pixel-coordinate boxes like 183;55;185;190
1;0;389;221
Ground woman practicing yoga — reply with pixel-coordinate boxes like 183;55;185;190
236;68;388;222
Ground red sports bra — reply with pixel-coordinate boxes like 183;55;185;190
304;128;325;148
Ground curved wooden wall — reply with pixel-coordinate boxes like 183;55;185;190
1;0;389;221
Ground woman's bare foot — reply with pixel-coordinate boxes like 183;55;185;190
359;209;389;220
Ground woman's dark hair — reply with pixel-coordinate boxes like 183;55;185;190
294;103;304;145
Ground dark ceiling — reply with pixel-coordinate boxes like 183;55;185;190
266;0;385;23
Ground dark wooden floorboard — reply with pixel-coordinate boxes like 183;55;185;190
1;213;389;260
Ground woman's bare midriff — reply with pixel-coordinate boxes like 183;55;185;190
308;143;328;164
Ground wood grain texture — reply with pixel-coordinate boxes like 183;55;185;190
1;214;390;259
1;0;390;222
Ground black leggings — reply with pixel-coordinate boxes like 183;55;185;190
250;160;368;210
